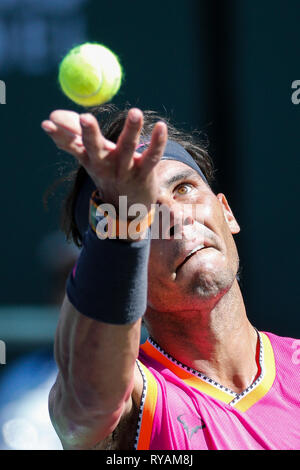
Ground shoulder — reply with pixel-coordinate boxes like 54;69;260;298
263;330;300;354
262;330;300;375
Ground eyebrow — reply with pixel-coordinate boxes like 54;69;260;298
163;169;196;187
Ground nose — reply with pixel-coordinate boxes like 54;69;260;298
154;197;196;239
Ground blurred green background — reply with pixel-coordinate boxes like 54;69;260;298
0;0;299;366
0;0;300;451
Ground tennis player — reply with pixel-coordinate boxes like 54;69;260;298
42;107;300;450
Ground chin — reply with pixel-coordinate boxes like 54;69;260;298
181;254;237;301
148;250;239;312
191;270;233;299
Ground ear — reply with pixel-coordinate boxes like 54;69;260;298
217;193;240;234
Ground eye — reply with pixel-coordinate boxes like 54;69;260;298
175;183;193;195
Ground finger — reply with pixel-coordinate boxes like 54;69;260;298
41;120;58;133
43;109;86;159
79;113;116;163
137;121;168;177
42;119;83;143
41;119;87;160
114;108;143;175
49;110;82;136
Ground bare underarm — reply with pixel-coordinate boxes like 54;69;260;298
90;396;141;450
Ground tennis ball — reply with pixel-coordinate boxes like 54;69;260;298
58;42;123;106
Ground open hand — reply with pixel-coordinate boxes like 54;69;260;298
41;108;168;210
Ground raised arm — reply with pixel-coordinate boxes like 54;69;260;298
42;109;168;449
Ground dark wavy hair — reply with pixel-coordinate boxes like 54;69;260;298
60;104;215;247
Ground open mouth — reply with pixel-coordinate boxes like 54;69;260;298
176;244;205;272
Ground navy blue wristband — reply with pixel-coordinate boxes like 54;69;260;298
66;227;150;325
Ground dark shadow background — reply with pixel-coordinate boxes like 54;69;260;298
0;0;299;362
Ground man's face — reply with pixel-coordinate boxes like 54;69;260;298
146;160;240;312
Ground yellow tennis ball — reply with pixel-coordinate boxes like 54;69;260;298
58;42;123;106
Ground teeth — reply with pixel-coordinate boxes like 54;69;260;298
177;244;206;272
188;244;204;256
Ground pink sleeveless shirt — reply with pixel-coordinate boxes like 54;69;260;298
135;331;300;450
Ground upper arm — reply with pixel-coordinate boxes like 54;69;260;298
49;349;144;450
86;363;145;450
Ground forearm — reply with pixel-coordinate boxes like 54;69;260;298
55;296;141;411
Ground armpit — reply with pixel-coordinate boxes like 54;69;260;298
90;398;140;450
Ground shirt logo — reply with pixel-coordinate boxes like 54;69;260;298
177;413;206;440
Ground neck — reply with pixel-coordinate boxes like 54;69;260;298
145;279;258;394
